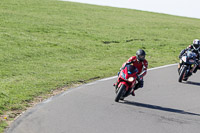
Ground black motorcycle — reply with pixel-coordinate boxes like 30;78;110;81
178;51;198;82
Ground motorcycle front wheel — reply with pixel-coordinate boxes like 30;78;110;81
115;84;126;102
178;66;187;82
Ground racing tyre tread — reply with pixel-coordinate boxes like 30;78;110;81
115;84;126;102
178;66;187;82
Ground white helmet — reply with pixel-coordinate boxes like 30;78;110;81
193;39;200;50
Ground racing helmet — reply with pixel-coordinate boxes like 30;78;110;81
193;39;200;50
136;49;146;61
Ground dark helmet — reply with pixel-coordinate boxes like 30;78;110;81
193;39;200;50
136;49;146;61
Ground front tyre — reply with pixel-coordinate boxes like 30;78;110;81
115;84;126;102
178;66;187;82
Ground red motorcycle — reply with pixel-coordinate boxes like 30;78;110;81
114;64;139;102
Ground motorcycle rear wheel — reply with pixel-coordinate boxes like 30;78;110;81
178;66;187;82
115;84;126;102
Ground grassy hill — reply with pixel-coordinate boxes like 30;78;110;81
1;0;200;132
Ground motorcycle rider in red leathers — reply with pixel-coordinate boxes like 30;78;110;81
114;49;148;96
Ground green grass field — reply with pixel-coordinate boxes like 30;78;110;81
1;0;200;132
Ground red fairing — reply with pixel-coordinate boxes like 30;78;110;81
114;63;140;101
117;66;138;90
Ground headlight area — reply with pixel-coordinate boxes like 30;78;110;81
121;72;134;82
128;77;134;82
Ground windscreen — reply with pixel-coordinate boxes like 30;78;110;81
126;65;138;74
187;51;196;59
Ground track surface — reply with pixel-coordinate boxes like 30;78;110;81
6;65;200;133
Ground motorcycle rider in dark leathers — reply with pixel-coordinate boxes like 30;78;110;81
178;39;200;77
114;49;148;96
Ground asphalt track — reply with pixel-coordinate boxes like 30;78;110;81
6;64;200;133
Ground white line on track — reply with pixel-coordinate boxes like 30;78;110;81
148;63;178;71
42;63;178;103
99;63;178;81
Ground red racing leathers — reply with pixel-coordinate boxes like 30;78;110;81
122;56;148;78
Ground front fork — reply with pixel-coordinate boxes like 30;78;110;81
179;63;195;74
118;81;137;97
178;63;182;74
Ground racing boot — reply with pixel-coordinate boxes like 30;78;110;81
131;91;135;96
130;86;137;96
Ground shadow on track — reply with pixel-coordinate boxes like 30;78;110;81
122;100;200;116
183;81;200;86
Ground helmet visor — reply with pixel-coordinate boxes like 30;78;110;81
194;44;200;49
138;55;145;61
